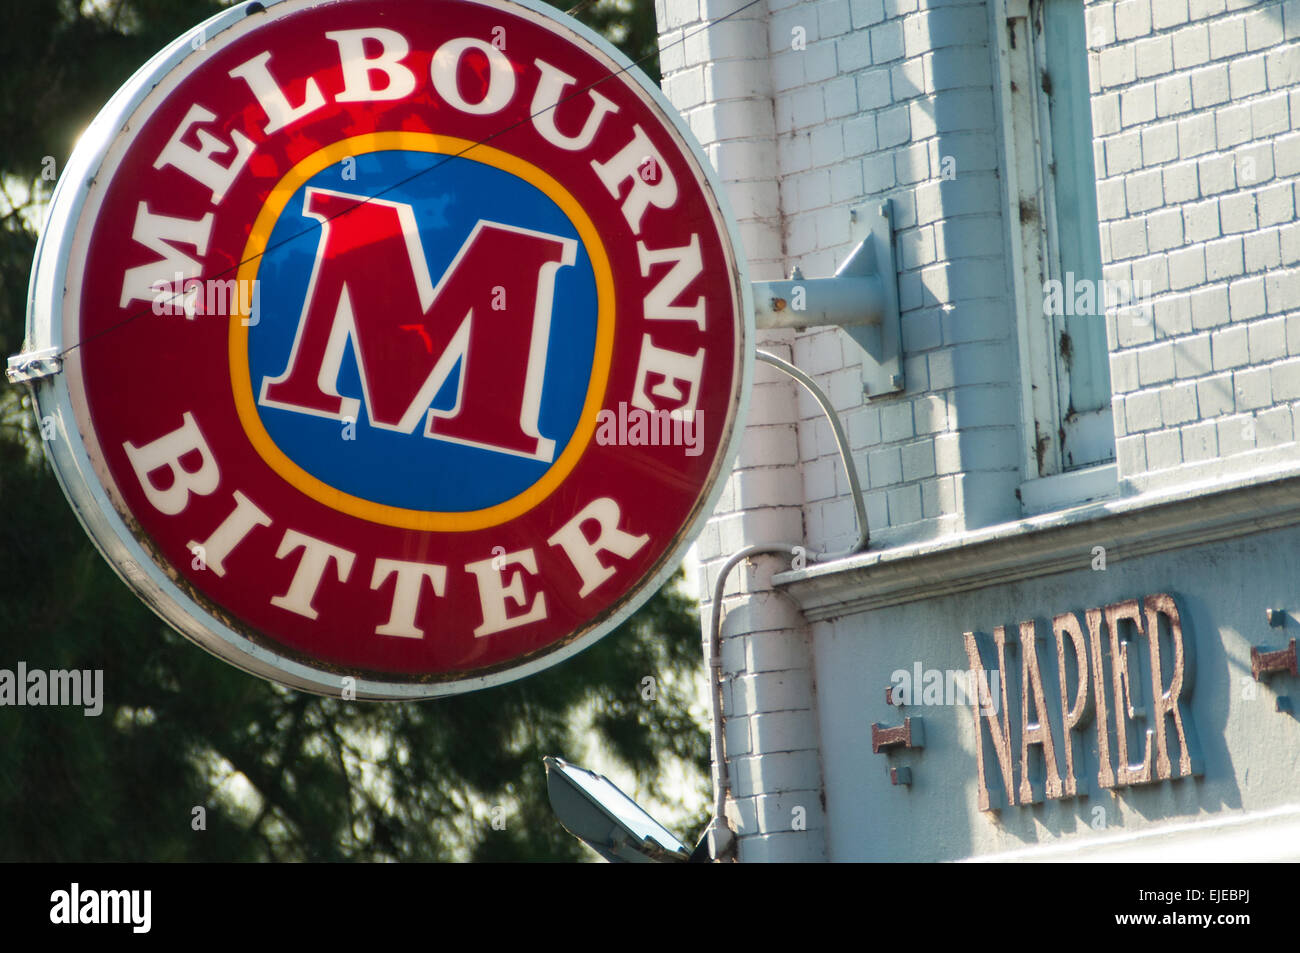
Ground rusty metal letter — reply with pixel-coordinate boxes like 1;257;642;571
1052;611;1091;798
964;627;1017;811
1018;619;1064;803
1085;606;1117;789
1105;599;1154;786
1144;593;1201;780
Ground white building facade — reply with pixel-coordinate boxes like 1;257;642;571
655;0;1300;861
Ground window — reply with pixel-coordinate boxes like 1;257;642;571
998;0;1116;487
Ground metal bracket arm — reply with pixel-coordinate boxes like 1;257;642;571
752;275;886;330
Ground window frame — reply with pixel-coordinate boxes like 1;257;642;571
993;0;1117;497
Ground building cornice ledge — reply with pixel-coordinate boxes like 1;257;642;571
775;463;1300;622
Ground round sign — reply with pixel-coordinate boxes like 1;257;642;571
23;0;751;698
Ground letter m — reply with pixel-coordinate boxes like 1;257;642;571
259;187;576;461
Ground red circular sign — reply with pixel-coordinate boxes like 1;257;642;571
27;0;751;697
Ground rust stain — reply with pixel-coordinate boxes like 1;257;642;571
1059;329;1073;365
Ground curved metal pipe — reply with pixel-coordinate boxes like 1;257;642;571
706;542;801;857
704;353;870;857
702;353;873;858
755;349;869;558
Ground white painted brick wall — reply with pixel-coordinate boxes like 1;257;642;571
1091;0;1300;489
756;0;1021;548
661;0;1029;860
661;0;827;863
660;0;1300;862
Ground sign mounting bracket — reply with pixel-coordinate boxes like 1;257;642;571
750;200;904;400
6;347;62;384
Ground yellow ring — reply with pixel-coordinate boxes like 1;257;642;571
229;133;614;531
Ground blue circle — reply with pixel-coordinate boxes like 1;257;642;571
247;150;598;513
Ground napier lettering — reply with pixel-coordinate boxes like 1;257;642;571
964;593;1202;811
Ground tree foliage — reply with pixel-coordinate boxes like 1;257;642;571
0;0;707;862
